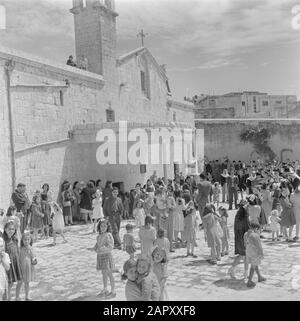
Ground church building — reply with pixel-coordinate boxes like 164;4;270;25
0;0;195;207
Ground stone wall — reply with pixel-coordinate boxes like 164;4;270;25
0;48;107;206
195;120;300;162
0;46;195;208
195;107;235;119
71;122;195;191
167;99;195;123
118;55;171;122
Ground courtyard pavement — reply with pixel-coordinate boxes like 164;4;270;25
9;204;300;301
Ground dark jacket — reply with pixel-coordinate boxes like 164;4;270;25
103;196;124;217
227;175;239;190
290;175;300;190
196;181;212;205
11;190;30;214
79;187;94;210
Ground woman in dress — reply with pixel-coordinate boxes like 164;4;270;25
30;194;44;243
202;204;222;264
228;200;250;279
102;181;113;206
247;194;261;226
279;186;296;242
51;202;67;246
92;189;104;233
41;184;51;239
2;221;22;301
20;232;37;300
0;237;11;301
72;181;82;222
80;181;95;224
173;194;185;246
260;183;272;229
139;216;156;259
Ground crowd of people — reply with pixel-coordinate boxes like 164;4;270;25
1;157;300;300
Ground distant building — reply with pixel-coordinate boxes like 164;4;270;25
192;91;298;119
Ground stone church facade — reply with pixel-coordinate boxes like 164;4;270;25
0;0;195;207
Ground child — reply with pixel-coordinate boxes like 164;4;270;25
269;203;282;241
155;187;167;230
92;190;104;233
20;231;37;301
218;206;230;256
123;192;130;220
154;228;170;259
134;200;146;228
0;238;11;301
50;201;67;246
2;221;22;301
62;183;73;226
122;259;140;301
202;204;222;264
139;215;156;259
143;193;154;216
244;222;266;288
30;194;44;243
136;257;160;301
3;206;21;246
183;201;198;257
123;224;136;259
247;194;261;226
152;247;168;301
173;196;185;246
94;219;116;298
212;182;221;208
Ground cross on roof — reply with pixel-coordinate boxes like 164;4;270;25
137;29;148;47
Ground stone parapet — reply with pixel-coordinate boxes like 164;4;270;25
0;45;105;87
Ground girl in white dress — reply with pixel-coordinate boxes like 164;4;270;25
134;200;146;229
0;238;11;301
50;201;67;246
173;196;185;246
92;190;104;233
269;203;282;241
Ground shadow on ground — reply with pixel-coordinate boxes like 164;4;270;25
288;243;300;248
264;241;290;246
217;262;233;267
184;259;209;267
213;278;249;291
38;243;55;248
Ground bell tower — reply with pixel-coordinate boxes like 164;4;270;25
70;0;118;77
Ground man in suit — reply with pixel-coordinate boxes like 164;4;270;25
11;183;31;233
103;187;124;249
196;174;212;218
288;168;300;191
227;170;239;210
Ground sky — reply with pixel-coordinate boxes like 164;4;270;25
0;0;300;100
